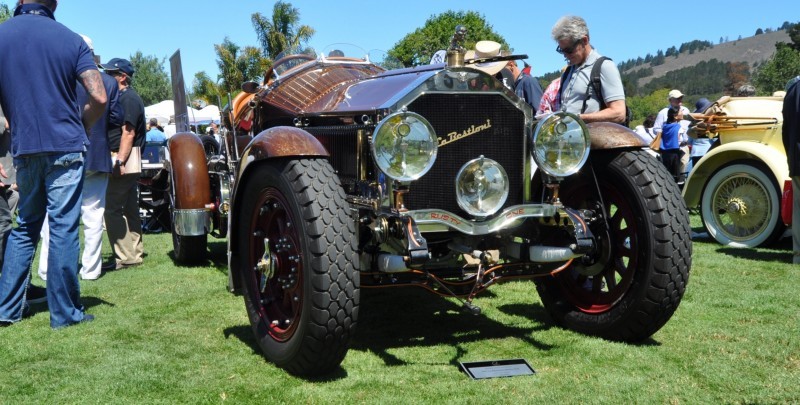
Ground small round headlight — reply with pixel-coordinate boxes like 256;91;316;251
371;111;438;182
531;112;590;178
455;156;509;218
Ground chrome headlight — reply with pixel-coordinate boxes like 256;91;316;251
455;156;509;218
371;111;438;182
532;112;590;178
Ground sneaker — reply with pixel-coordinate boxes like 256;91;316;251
53;314;95;330
26;284;47;305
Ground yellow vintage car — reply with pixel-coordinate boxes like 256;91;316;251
682;95;791;247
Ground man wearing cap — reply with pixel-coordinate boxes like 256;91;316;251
782;76;800;264
0;0;107;329
100;57;146;270
653;89;692;182
38;35;124;281
551;15;627;124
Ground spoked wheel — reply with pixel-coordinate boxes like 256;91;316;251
535;150;691;341
238;159;358;376
700;162;784;248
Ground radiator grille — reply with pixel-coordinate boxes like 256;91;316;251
307;125;366;191
405;93;526;216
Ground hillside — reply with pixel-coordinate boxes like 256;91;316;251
627;30;790;87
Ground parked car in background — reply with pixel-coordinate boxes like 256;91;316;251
163;28;692;376
683;95;791;248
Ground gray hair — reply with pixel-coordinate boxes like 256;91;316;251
551;15;589;42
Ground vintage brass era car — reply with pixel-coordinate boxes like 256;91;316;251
164;28;691;376
683;95;791;247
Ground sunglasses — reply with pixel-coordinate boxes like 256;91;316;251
556;39;583;55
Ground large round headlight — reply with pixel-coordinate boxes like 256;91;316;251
532;112;590;178
371;111;438;182
456;156;509;218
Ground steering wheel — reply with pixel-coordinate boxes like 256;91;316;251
263;53;316;84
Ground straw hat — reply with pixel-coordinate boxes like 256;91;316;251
464;40;505;75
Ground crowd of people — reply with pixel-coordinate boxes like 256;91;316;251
0;0;147;328
632;90;716;185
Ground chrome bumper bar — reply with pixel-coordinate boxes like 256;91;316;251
172;209;211;236
409;204;571;235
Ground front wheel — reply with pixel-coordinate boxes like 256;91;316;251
700;162;784;248
238;159;359;376
535;150;691;342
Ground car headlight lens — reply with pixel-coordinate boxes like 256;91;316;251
371;111;438;182
455;156;509;218
532;112;590;178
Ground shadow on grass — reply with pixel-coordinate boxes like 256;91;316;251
350;287;555;369
27;295;115;318
706;233;793;262
222;324;351;381
165;237;228;273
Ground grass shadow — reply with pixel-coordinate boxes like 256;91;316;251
351;287;555;369
26;295;115;318
714;234;793;262
222;324;350;381
223;324;260;354
165;237;228;271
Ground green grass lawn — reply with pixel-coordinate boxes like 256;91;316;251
1;214;798;403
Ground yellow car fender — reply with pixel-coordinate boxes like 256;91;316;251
682;140;789;208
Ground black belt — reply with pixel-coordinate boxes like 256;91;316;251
680;142;688;147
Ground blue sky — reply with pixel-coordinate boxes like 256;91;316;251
3;0;795;82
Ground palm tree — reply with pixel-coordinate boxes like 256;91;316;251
214;38;269;97
251;1;315;60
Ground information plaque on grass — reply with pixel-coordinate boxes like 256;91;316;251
460;359;536;380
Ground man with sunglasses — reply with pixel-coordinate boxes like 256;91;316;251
551;15;627;124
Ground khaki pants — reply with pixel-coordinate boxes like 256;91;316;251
679;145;690;181
104;173;143;265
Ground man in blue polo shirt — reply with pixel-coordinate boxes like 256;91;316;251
0;0;107;329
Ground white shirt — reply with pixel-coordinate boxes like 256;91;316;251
653;105;692;143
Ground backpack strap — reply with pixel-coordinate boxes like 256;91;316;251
556;65;573;111
581;56;611;113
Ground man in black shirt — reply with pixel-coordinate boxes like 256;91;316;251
100;58;145;270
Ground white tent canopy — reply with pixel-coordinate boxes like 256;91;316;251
191;105;221;125
144;100;220;126
144;100;174;126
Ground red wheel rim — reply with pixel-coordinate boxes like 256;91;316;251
248;188;303;341
557;179;639;313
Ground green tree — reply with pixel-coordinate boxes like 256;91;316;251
753;43;800;94
191;71;224;108
129;51;171;106
0;3;11;23
214;37;269;98
251;1;315;60
788;23;800;51
626;89;672;128
388;10;509;67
